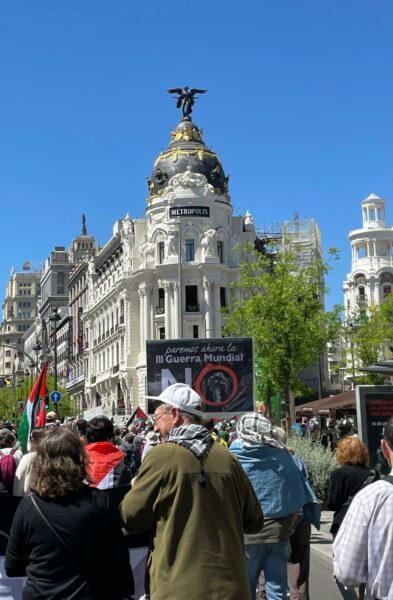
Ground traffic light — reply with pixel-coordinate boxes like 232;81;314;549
45;396;49;410
12;412;16;423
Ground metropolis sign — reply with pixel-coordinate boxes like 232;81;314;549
146;337;254;417
169;206;210;218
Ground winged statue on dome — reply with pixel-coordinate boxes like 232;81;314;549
167;87;207;119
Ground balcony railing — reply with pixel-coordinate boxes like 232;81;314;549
156;306;165;315
186;303;200;313
356;294;368;304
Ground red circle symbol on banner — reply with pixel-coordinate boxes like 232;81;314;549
195;364;239;407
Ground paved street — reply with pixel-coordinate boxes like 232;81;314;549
309;511;341;600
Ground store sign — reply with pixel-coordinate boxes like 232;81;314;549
146;337;254;416
169;206;210;218
356;385;393;475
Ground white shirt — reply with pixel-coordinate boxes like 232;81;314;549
333;478;393;600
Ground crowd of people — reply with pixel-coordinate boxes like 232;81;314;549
0;385;392;599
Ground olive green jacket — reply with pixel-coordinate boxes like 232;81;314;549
121;441;263;600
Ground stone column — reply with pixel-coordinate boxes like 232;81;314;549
144;286;153;341
138;287;145;352
203;278;212;338
163;282;172;338
214;282;222;337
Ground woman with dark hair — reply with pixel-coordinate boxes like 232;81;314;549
5;427;134;600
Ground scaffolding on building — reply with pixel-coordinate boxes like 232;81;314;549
281;217;322;265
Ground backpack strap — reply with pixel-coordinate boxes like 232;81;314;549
383;474;393;485
30;494;76;556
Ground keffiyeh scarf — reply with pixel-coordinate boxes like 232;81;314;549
237;413;286;449
167;424;214;486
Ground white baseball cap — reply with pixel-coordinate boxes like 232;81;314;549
145;383;203;417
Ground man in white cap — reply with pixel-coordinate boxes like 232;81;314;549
121;383;263;600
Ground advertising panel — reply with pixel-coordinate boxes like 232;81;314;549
146;337;254;417
356;385;393;475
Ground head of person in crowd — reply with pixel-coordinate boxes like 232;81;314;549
29;427;88;499
86;416;114;444
0;428;16;450
29;427;47;451
381;415;393;468
46;411;57;424
203;418;215;433
73;418;87;440
236;412;285;449
336;435;369;467
0;422;13;432
145;430;160;446
145;383;203;439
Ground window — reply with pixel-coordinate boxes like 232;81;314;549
158;242;165;264
185;286;199;312
217;241;224;263
5;362;10;369
357;247;367;258
220;287;227;308
383;285;391;298
159;327;166;340
5;351;10;357
193;325;199;339
369;208;376;220
57;272;65;295
186;239;195;262
157;288;165;313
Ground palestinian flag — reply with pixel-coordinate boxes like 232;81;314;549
18;363;47;452
126;406;147;428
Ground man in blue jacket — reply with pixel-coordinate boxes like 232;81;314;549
230;413;311;600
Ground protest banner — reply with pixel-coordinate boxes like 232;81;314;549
146;337;254;417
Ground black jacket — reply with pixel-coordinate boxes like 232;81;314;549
327;463;376;534
5;486;134;600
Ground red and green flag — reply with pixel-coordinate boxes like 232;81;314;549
18;363;47;452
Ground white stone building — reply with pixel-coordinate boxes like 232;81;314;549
343;193;393;320
83;113;256;418
0;268;42;375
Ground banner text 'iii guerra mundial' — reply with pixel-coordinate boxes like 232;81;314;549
146;337;254;416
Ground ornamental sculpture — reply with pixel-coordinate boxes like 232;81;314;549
167;87;207;119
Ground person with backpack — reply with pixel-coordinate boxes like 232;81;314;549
333;417;393;599
0;428;23;495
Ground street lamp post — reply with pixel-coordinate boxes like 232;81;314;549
345;320;356;390
32;340;42;376
49;308;61;415
175;218;183;339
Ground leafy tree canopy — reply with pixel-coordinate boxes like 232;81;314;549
223;244;342;418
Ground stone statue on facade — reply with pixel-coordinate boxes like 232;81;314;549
167;231;178;256
201;228;217;256
167;87;207;119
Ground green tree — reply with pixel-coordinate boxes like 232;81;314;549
0;374;77;423
351;295;393;381
223;244;342;419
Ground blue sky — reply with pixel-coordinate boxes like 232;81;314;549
1;0;393;310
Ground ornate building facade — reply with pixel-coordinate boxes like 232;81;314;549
343;193;393;320
82;112;256;418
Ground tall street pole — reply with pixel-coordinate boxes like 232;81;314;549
178;219;183;339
